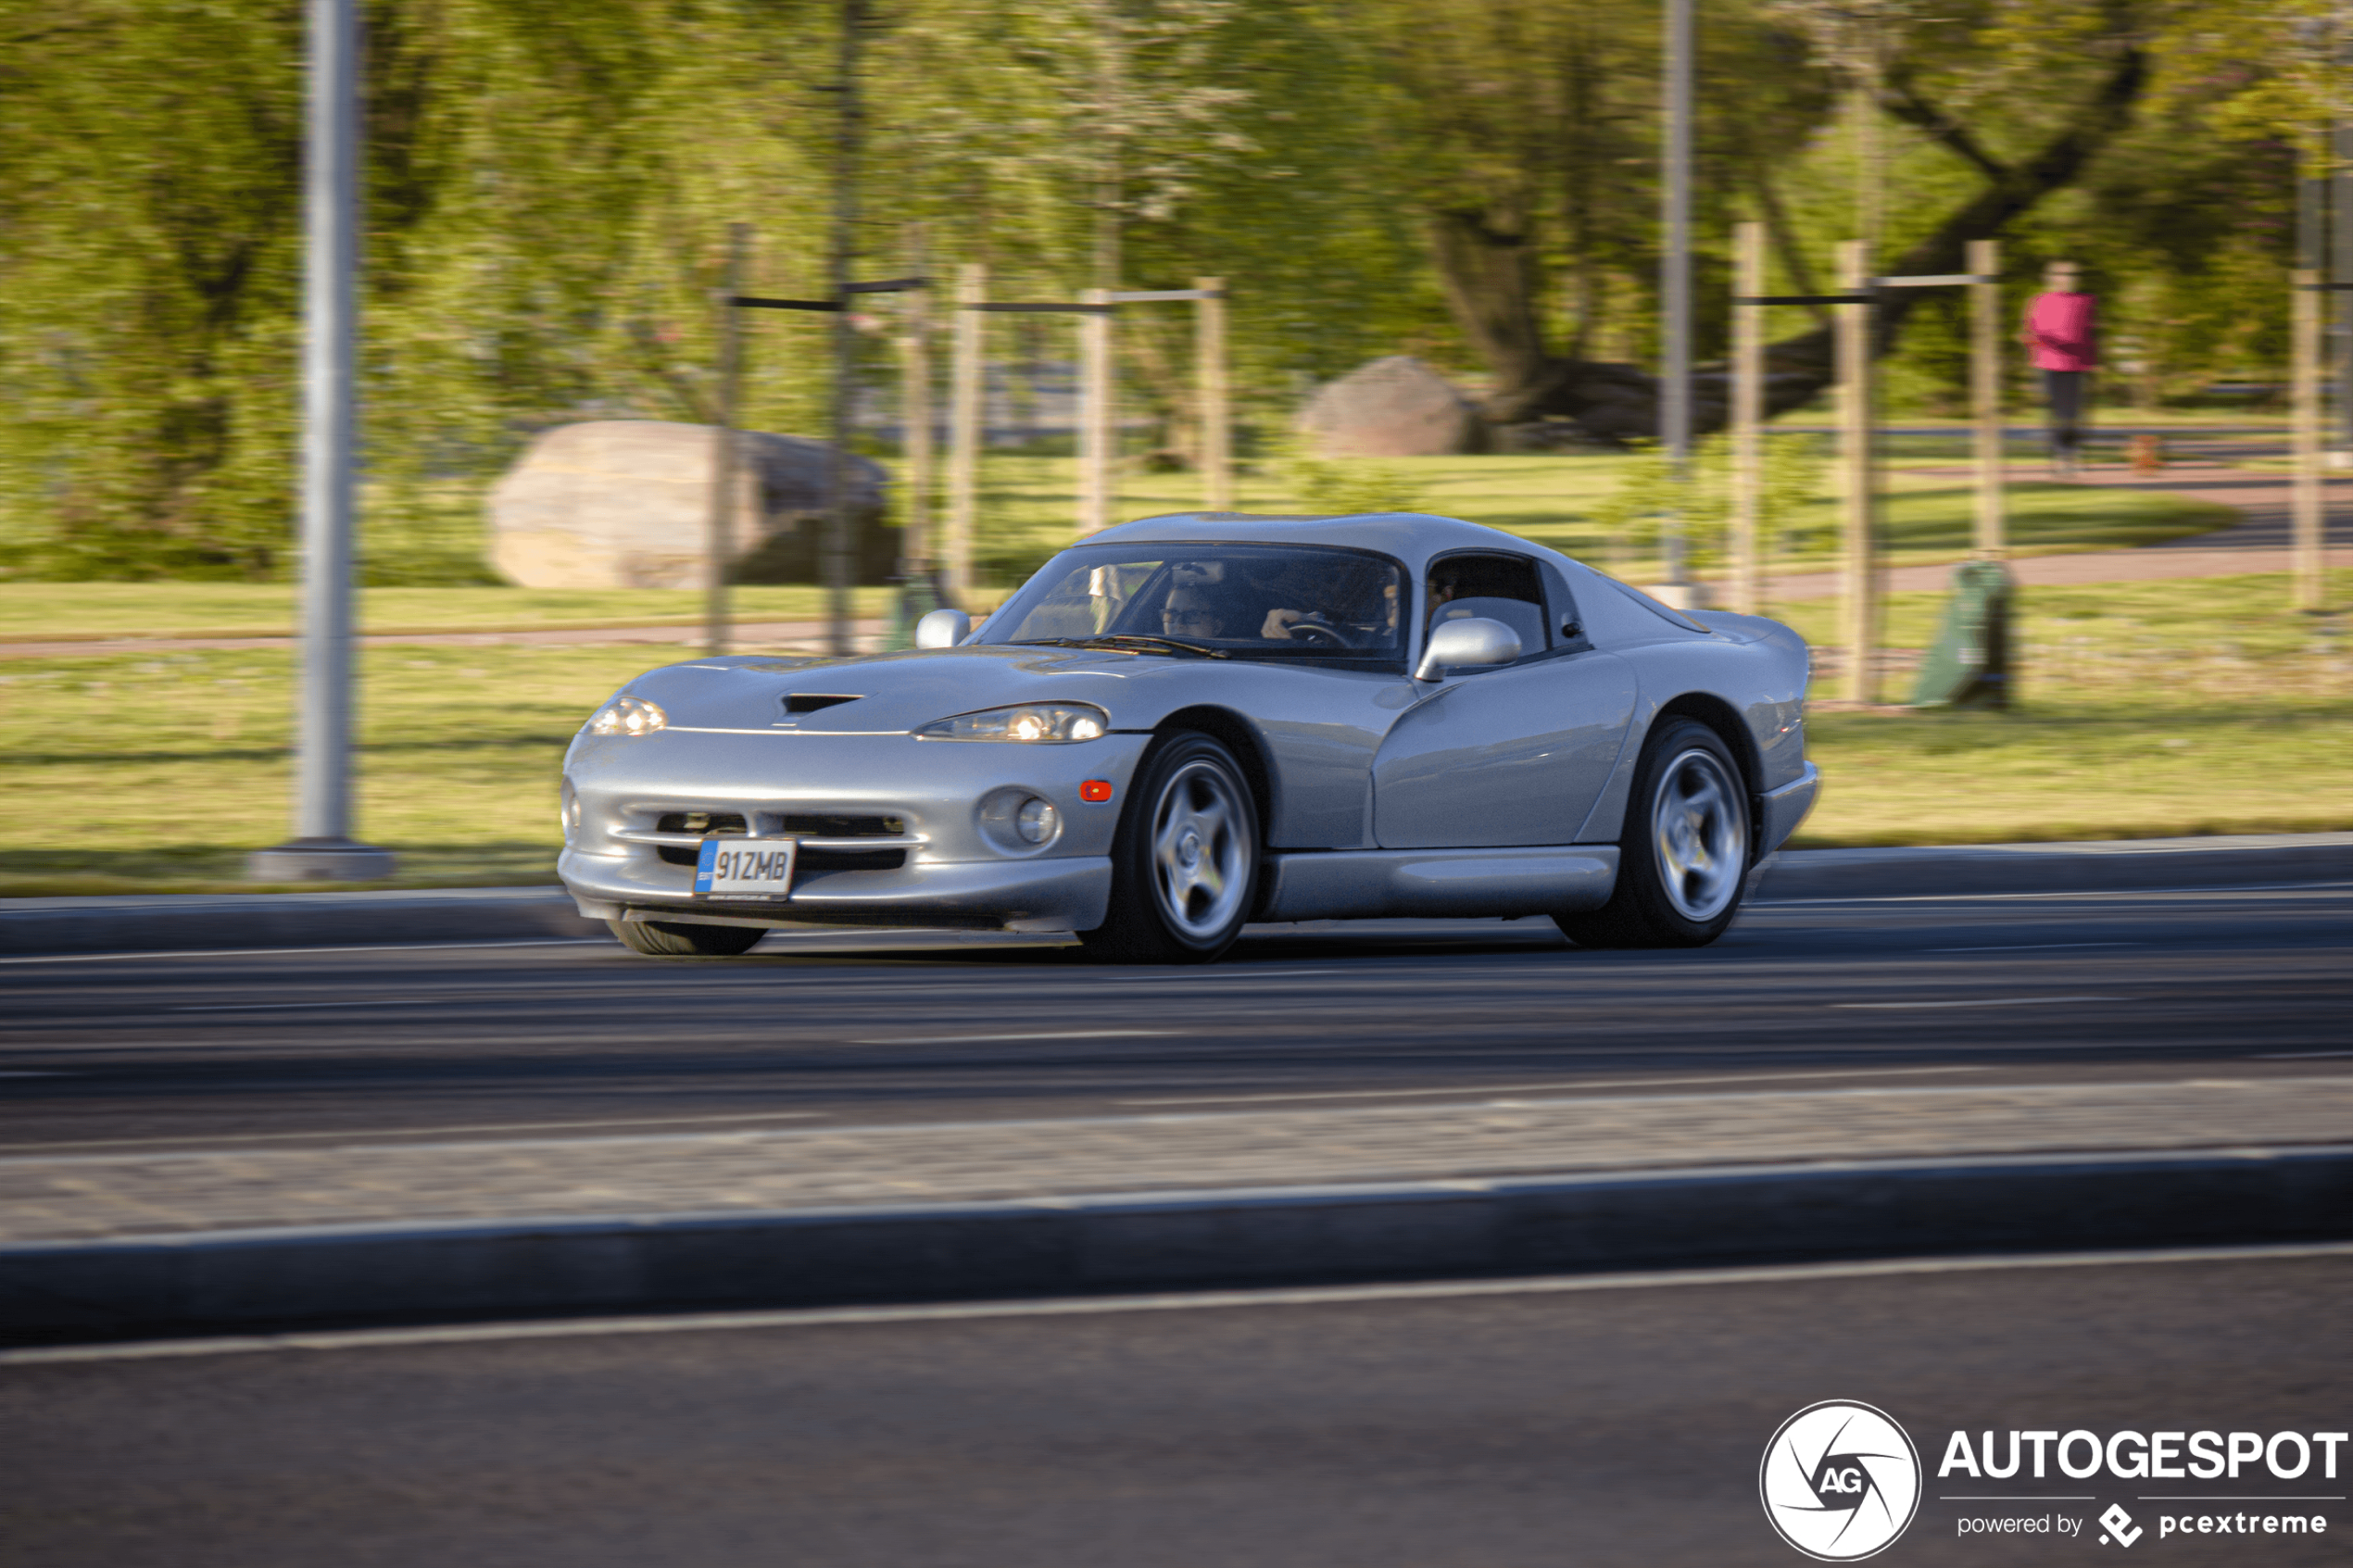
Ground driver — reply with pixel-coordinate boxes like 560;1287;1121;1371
1162;584;1232;640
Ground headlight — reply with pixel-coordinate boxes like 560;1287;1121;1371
915;702;1109;743
587;696;668;736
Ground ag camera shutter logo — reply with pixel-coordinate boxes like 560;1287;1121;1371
1761;1399;1923;1561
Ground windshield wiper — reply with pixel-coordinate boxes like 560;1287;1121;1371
1014;634;1230;659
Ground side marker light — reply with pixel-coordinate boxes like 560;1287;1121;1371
1080;780;1114;803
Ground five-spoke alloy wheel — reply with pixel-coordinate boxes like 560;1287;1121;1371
1083;731;1261;962
1555;717;1751;948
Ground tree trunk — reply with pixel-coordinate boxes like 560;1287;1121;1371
1433;40;2148;444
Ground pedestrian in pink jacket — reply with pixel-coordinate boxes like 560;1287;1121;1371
2020;260;2096;478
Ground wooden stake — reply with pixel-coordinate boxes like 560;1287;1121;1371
944;263;985;603
1730;220;1763;617
1970;238;2006;559
1078;286;1113;535
704;222;748;657
2294;267;2326;611
896;235;933;574
1195;276;1230;511
1838;240;1879;705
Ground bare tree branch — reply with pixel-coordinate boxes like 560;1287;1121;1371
1880;70;2015;187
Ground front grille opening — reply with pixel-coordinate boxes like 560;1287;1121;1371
799;847;907;873
779;813;903;838
657;845;906;872
657;811;747;835
784;694;862;714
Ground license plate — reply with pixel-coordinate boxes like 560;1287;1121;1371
694;839;796;898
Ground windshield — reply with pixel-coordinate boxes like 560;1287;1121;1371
982;544;1405;659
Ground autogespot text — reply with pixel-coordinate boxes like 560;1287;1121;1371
1940;1427;2344;1550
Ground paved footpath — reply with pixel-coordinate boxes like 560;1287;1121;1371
0;617;894;662
1765;461;2353;601
8;1074;2348;1248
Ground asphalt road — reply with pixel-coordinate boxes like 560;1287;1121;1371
4;1245;2345;1566
1;884;2346;1152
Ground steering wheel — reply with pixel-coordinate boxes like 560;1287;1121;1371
1285;621;1352;649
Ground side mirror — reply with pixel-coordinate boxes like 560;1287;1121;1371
915;608;972;649
1414;616;1521;681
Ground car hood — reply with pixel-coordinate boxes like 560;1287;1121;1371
619;645;1208;734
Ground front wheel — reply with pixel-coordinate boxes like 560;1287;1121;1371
608;918;768;957
1079;731;1260;963
1555;718;1750;949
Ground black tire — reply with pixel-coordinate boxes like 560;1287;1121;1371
608;918;768;957
1555;718;1750;949
1078;731;1261;964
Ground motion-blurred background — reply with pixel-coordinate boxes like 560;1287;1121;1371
0;0;2346;890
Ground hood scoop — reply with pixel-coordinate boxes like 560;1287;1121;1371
782;693;862;714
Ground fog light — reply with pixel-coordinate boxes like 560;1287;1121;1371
1015;797;1060;844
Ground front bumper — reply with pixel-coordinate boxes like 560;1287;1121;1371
563;850;1114;934
1756;761;1820;854
559;727;1145;934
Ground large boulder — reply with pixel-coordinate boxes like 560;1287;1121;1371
488;420;897;589
1297;356;1488;458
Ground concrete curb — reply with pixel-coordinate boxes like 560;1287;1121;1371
5;1146;2347;1343
0;886;603;957
5;832;2348;956
1749;832;2353;901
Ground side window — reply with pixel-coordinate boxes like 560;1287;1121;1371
1427;552;1549;657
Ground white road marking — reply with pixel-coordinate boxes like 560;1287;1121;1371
849;1029;1176;1045
9;1240;2347;1366
1759;881;2353;906
1833;996;2124;1010
1124;1063;1985;1108
1926;941;2140;953
0;1110;825;1156
176;998;446;1012
1186;970;1338;979
0;938;608;966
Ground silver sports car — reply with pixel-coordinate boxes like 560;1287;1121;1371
559;511;1818;962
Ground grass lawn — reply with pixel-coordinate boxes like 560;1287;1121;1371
1774;571;2353;847
1;572;2344;896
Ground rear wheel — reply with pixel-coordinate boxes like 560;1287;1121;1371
1555;718;1750;949
1079;732;1260;964
608;918;768;957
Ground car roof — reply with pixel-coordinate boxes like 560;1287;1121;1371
1087;511;1575;575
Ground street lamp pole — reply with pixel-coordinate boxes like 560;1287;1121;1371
1658;0;1693;596
250;0;393;883
824;0;865;658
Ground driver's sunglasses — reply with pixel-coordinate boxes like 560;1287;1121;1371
1164;608;1219;629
